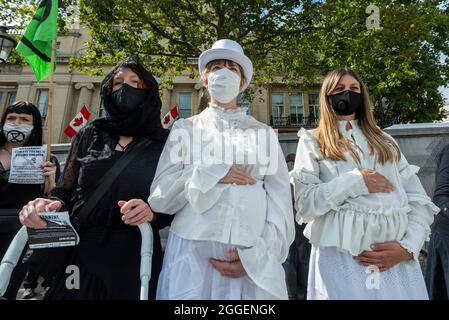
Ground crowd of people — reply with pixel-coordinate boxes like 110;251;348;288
0;38;447;300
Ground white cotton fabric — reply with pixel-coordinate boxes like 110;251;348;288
307;245;428;300
157;231;258;300
149;104;295;300
289;120;439;260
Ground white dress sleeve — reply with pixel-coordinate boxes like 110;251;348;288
185;163;231;213
148;119;231;214
148;120;192;214
397;154;439;261
237;132;296;300
290;129;369;224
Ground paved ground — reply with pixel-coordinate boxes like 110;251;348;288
16;281;47;300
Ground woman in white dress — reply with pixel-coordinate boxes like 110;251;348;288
148;39;295;300
290;67;439;300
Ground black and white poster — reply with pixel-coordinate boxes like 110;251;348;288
27;211;80;249
8;146;46;184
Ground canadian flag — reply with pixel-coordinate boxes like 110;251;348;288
64;105;91;138
162;105;180;129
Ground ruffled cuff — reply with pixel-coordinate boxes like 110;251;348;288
289;169;321;185
186;164;231;214
324;168;369;208
398;238;421;262
400;164;420;180
398;189;439;262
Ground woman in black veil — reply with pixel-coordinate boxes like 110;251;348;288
19;56;172;300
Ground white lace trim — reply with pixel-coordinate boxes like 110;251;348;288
207;104;248;120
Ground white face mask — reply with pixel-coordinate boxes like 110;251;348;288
207;68;242;104
2;122;34;145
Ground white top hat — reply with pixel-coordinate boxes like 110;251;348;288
198;39;253;91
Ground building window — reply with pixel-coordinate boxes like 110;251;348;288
308;93;320;125
7;92;16;106
271;93;285;126
289;93;304;125
178;92;192;118
35;89;49;121
0;90;17;114
237;93;250;114
271;93;284;117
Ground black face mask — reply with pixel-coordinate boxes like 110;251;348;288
329;90;362;116
111;83;148;114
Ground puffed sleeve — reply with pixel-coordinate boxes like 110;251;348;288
290;128;369;224
185;163;231;213
397;153;439;261
237;129;295;299
148;119;231;214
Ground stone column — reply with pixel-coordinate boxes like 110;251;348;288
74;82;94;110
160;85;173;117
15;82;32;101
52;84;71;143
253;86;269;124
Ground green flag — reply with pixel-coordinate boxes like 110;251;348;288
16;0;58;81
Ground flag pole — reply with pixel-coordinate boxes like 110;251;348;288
44;38;56;195
47;39;56;160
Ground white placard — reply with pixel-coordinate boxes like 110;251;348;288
8;146;46;184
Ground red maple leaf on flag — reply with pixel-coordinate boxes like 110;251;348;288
163;115;170;124
73;117;84;127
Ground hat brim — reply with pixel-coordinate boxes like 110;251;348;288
199;48;253;91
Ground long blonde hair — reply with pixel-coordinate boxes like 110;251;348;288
316;68;400;165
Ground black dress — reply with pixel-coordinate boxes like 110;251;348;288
45;125;172;300
0;161;42;299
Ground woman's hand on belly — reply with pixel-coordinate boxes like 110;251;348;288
360;169;395;193
219;165;256;185
209;249;247;278
354;241;413;272
118;199;154;226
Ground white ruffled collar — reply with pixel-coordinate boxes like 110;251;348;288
207;103;248;120
338;119;358;130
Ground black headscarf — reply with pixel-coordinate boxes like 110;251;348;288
93;56;169;142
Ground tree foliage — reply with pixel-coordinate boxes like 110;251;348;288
2;0;449;126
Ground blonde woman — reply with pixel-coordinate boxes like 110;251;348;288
290;68;439;299
149;39;294;300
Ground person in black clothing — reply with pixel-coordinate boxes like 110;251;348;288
426;143;449;299
19;56;172;300
0;101;58;300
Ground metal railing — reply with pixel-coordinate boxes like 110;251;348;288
270;115;318;128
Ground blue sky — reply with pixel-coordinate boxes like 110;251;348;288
441;87;449;104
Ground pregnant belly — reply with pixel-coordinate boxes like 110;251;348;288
228;180;267;237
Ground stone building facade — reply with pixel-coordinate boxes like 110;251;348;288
0;25;322;161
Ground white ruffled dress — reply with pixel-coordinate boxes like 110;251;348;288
149;105;295;300
290;120;439;300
